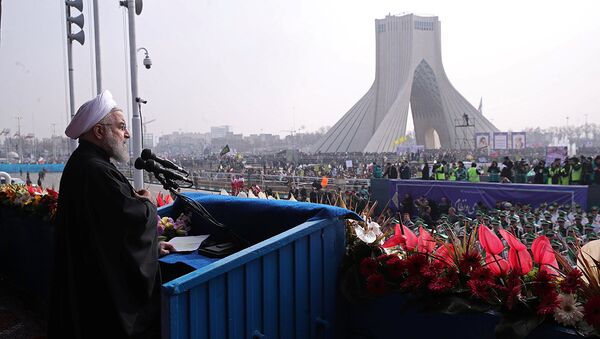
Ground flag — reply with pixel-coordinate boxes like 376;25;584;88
219;144;230;156
393;136;407;146
478;97;483;113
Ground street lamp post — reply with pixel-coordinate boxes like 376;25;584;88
123;0;143;189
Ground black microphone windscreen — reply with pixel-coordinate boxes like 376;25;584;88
134;158;146;170
140;148;153;160
145;159;156;170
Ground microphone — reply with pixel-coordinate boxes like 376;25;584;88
135;158;193;184
140;148;188;175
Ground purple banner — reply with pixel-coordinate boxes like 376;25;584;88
386;180;588;216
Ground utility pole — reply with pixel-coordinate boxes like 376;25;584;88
51;123;57;161
92;0;102;93
65;0;85;153
15;116;22;163
121;0;144;189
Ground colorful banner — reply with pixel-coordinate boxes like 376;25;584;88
382;180;588;217
474;132;490;154
493;132;509;150
396;145;424;155
511;132;526;149
545;146;568;165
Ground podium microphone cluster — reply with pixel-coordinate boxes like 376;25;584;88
140;148;188;175
134;158;192;184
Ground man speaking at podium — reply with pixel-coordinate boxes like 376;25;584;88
49;90;173;338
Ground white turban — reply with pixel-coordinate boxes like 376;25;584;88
65;90;118;139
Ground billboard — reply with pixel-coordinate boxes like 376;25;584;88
474;132;490;153
545;146;568;165
511;132;526;150
493;132;509;150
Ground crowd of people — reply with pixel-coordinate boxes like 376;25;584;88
376;155;600;185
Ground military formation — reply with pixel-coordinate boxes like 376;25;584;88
400;201;600;264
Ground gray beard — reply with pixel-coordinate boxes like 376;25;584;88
105;131;130;164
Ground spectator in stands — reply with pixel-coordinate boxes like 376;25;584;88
501;157;514;182
594;156;600;185
467;162;481;182
455;161;467;181
533;159;546;184
487;161;500;183
400;160;411;179
372;162;383;178
422;161;430;180
570;157;583;185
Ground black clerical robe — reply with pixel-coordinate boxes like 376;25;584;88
49;140;160;338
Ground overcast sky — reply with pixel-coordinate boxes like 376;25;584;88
1;0;599;139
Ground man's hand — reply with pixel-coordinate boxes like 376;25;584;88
135;189;152;201
159;241;176;257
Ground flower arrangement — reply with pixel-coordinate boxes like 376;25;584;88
0;184;59;221
157;212;192;241
340;201;600;338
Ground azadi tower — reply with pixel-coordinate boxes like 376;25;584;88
312;14;498;153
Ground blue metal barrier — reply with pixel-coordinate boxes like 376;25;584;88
0;164;65;173
161;217;345;339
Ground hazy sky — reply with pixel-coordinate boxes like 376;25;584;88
1;0;599;139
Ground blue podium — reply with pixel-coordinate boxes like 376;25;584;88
158;193;359;339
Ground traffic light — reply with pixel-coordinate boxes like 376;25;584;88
66;0;85;45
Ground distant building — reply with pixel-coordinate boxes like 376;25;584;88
210;126;230;139
312;13;498;153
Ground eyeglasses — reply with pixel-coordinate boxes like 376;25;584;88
99;123;128;132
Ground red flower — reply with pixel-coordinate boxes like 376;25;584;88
537;291;560;315
478;225;504;255
433;244;455;267
421;262;442;279
366;273;388;296
584;296;600;328
468;279;492;300
503;272;523;310
531;236;558;275
507;247;533;275
385;257;404;280
400;275;427;291
417;226;436;253
534;269;556;296
458;251;482;273
46;188;59;199
560;269;584;294
428;275;456;293
404;253;427;275
383;224;417;251
156;192;165;207
499;229;527;251
359;257;378;277
484;253;510;276
470;267;494;283
376;254;396;263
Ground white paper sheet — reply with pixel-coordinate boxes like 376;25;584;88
167;235;210;252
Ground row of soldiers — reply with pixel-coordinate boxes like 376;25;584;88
401;202;600;264
429;161;482;182
428;155;600;185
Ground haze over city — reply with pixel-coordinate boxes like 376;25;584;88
1;0;599;139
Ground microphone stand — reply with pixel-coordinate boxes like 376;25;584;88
156;172;250;258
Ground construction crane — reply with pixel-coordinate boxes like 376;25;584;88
141;119;156;148
142;118;156;128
